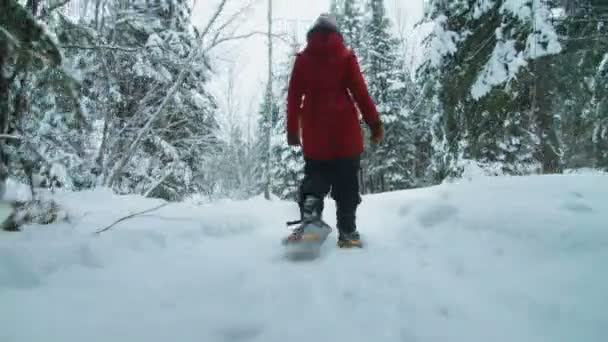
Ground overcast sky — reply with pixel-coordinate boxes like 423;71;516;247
191;0;424;140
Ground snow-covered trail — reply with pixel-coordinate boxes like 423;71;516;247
1;174;607;342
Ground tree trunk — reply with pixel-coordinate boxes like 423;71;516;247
0;44;9;135
0;45;10;174
533;56;562;174
264;0;273;200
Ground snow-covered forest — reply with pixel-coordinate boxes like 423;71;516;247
1;0;606;206
2;1;608;341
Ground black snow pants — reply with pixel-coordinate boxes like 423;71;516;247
298;155;362;233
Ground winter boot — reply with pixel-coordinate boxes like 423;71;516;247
337;230;362;248
335;200;362;248
283;195;331;245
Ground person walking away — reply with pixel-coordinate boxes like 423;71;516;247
282;13;384;248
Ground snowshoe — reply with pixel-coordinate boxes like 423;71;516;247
282;218;332;246
337;230;363;248
282;218;332;261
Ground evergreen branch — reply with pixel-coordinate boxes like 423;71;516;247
61;44;139;52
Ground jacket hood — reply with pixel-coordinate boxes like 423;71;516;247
304;28;349;59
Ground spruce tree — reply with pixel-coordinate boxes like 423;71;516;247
553;3;608;170
358;0;415;192
269;41;305;200
341;0;365;53
1;2;89;190
415;0;563;180
253;84;280;197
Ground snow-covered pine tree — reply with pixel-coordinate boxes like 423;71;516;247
415;0;563;180
341;0;365;53
253;81;281;197
590;53;608;169
551;1;608;170
357;0;415;193
94;0;220;200
402;67;434;187
1;0;90;192
413;2;463;181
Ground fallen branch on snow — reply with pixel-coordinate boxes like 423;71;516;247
94;202;170;234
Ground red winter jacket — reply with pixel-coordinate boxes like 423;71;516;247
286;29;380;160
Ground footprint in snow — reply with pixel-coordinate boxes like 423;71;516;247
561;190;593;213
438;305;450;318
398;204;412;217
217;323;263;342
417;204;459;228
569;191;584;199
562;201;593;213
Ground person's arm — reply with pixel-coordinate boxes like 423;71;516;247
345;52;380;126
286;54;305;145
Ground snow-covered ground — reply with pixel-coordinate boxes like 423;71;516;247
1;174;607;342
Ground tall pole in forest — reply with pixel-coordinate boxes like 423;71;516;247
264;0;273;200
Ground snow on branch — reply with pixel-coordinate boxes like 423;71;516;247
0;134;22;140
105;0;230;187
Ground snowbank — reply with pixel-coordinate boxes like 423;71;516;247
1;174;607;342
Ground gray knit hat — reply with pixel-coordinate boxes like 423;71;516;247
313;13;338;30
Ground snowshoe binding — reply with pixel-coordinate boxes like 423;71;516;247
282;195;332;260
282;218;332;245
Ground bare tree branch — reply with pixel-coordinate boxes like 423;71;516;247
211;31;290;49
38;0;71;18
0;134;22;140
211;0;254;40
198;0;229;40
105;0;229;187
94;202;170;234
104;82;163;156
144;169;174;198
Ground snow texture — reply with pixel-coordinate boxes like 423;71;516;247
1;174;608;342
